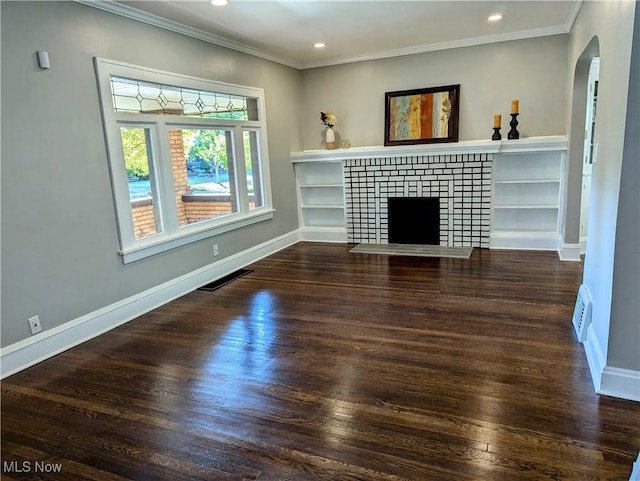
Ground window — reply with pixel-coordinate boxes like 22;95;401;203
95;59;273;263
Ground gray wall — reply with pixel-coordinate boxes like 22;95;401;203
566;0;636;373
1;1;302;347
608;0;640;372
301;35;568;149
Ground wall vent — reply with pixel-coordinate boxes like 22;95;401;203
198;269;253;292
572;284;592;343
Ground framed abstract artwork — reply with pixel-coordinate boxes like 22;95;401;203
384;84;460;146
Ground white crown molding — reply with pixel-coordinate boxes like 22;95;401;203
301;25;571;69
75;0;303;69
565;0;584;33
77;0;579;71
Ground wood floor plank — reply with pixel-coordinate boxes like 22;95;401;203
2;243;639;480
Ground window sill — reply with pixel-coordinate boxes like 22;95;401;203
181;193;257;203
119;209;274;264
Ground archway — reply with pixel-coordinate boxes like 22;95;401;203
564;36;600;260
579;57;599;254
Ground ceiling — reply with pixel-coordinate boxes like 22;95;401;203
99;0;581;69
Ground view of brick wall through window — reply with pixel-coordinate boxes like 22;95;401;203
131;199;157;238
130;129;251;237
170;129;189;226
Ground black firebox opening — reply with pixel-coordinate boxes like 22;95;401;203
388;197;440;245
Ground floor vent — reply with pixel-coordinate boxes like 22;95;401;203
198;269;254;292
572;284;592;343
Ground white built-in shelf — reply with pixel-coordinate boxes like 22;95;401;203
491;148;566;250
494;204;559;209
293;159;346;242
299;183;343;188
495;178;560;184
291;136;567;162
493;181;560;207
492;209;560;232
301;205;345;209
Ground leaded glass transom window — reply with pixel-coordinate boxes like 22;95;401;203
109;75;258;120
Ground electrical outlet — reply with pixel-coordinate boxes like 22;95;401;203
213;244;219;257
28;315;42;335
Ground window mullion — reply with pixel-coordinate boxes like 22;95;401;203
155;122;180;235
109;123;138;249
143;128;165;234
255;127;272;210
233;126;249;215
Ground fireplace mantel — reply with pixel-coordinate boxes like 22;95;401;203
291;136;567;163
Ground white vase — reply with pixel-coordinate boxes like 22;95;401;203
325;127;335;150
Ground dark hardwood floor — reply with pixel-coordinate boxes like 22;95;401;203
2;243;639;480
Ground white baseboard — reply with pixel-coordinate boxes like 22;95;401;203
559;243;582;262
489;232;561;251
0;230;301;379
599;367;640;402
579;237;587;255
584;323;606;392
299;227;347;243
584;325;640;402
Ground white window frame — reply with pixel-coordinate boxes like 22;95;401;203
94;58;273;263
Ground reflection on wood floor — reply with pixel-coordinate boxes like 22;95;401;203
2;243;639;480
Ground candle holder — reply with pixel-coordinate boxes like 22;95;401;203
491;127;502;141
508;113;520;140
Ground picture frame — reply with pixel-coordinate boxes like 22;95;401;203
384;84;460;146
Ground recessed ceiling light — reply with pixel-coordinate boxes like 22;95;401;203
488;14;503;22
314;43;326;49
211;0;228;6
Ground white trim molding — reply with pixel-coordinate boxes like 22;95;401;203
599;367;640;402
1;231;300;379
291;136;567;163
559;243;582;261
303;25;572;69
583;324;640;402
76;0;301;69
584;323;607;392
299;227;347;243
490;232;562;252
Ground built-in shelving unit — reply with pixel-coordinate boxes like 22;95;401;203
293;160;346;242
491;148;566;251
292;136;568;251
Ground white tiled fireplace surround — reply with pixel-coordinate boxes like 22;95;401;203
344;153;492;248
